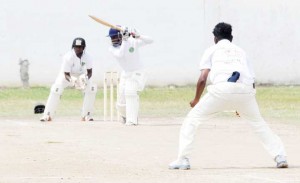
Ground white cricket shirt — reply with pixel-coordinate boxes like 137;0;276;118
109;35;153;72
61;49;93;76
199;39;255;85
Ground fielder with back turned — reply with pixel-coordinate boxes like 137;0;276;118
40;38;97;122
107;26;153;125
169;22;288;169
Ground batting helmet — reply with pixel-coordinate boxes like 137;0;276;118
72;37;86;49
108;28;121;37
108;28;122;47
34;103;45;114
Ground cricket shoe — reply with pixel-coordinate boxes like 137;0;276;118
125;121;137;126
40;115;52;122
81;115;94;121
121;116;126;124
275;155;288;168
169;157;190;170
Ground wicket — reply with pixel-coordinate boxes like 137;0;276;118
103;71;120;121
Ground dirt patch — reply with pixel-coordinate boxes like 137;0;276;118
0;117;299;183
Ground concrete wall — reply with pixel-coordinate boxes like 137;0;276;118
1;0;299;86
203;0;300;85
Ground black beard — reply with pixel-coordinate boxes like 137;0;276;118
76;52;83;58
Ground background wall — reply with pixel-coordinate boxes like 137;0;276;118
1;0;299;87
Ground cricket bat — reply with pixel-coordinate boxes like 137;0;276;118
88;15;123;31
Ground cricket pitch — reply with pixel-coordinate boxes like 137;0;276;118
0;117;299;183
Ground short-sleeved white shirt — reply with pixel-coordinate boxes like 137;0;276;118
61;49;93;76
109;35;153;72
199;39;255;85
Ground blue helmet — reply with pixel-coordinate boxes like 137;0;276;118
108;28;121;37
108;27;122;47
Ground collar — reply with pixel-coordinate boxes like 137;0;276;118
217;39;231;45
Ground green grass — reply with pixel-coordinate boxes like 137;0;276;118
255;86;300;121
0;86;299;122
140;86;195;117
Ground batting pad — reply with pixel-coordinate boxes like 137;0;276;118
125;95;139;125
82;84;97;117
125;79;139;124
43;84;64;117
116;103;126;118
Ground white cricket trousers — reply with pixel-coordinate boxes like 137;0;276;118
178;82;286;159
116;70;146;124
43;74;97;118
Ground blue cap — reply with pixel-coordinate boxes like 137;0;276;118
107;28;120;37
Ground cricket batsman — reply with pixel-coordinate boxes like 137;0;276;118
107;26;153;125
40;37;97;122
169;22;288;169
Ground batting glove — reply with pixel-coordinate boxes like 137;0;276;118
130;28;140;38
69;76;77;87
121;27;130;41
76;74;88;90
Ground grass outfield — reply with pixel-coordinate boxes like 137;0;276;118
0;86;299;121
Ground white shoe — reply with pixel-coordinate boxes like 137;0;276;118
81;115;94;121
275;155;288;168
40;115;52;122
125;122;137;126
169;157;190;170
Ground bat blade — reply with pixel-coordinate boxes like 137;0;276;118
88;15;122;31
